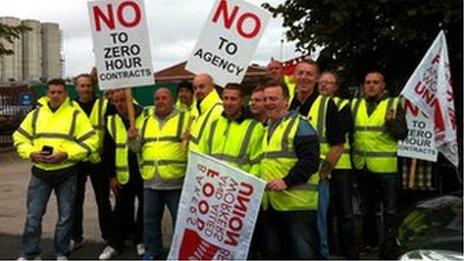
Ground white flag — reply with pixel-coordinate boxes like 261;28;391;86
401;31;458;167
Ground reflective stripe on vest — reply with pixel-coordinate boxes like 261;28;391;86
351;97;399;173
307;95;329;158
108;115;130;184
331;97;352;169
190;102;222;144
261;114;319;211
139;111;188;180
32;109;93;157
207;118;258;166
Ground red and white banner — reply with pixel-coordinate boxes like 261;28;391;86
168;151;265;260
400;31;458;167
398;100;438;162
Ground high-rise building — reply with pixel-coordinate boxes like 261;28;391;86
22;19;42;81
41;22;61;80
0;17;22;81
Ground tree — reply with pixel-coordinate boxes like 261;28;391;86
263;0;462;96
0;23;30;56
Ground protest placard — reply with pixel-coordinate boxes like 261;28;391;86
185;0;271;87
168;151;265;260
88;0;154;90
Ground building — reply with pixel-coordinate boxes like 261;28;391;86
0;17;22;81
41;22;61;80
21;19;42;81
0;17;62;82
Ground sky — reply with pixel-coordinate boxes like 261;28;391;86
0;0;302;78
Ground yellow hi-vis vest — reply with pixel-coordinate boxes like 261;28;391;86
351;97;400;173
138;110;189;181
189;90;223;152
107;113;144;184
261;113;319;211
176;99;199;120
12;97;98;171
205;116;265;177
306;95;330;160
331;97;352;169
85;98;108;163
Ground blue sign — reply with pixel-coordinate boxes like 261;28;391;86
19;92;33;106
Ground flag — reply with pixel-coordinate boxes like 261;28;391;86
401;30;458;167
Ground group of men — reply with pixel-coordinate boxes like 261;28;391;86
12;58;407;260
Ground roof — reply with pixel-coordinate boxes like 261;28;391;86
154;61;267;83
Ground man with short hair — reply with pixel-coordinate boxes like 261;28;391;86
352;71;407;254
136;88;190;259
266;59;283;83
188;73;223;152
98;89;145;259
249;85;267;123
13;79;98;260
70;73;113;250
261;81;321;259
318;71;357;259
290;60;345;258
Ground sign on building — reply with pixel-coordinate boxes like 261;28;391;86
88;0;154;90
185;0;271;87
168;151;265;260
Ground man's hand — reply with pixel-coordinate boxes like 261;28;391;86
127;127;138;140
319;159;333;181
109;177;120;196
44;152;68;164
385;108;395;122
30;151;48;163
266;178;288;191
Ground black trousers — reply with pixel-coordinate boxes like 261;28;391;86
107;174;144;252
327;169;356;259
72;162;112;242
357;170;399;246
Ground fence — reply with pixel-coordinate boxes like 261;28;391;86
0;86;37;150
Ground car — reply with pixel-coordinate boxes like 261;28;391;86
380;191;463;259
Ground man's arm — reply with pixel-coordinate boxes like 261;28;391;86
282;119;320;187
385;100;408;140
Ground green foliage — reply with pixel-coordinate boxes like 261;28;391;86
0;23;30;56
263;0;463;95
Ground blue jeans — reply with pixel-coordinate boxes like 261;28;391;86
22;173;77;258
263;208;320;259
143;188;181;258
317;180;330;259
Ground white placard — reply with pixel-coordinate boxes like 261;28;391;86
398;100;438;162
185;0;271;87
88;0;154;90
168;151;265;260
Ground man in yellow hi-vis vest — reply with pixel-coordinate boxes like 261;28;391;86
289;60;345;258
70;73;113;250
98;89;145;259
188;73;223;152
352;71;407;254
135;88;189;259
318;71;357;259
13;79;98;260
261;81;321;259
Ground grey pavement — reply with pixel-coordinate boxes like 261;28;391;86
0;151;173;260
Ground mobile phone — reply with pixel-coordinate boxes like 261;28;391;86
41;145;54;156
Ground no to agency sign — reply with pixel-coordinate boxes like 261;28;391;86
185;0;271;87
88;0;154;90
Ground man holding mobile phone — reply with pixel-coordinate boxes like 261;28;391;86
13;79;98;260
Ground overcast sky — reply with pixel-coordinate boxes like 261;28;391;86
0;0;302;77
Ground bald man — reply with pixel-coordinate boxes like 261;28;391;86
267;60;283;83
188;73;223;152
